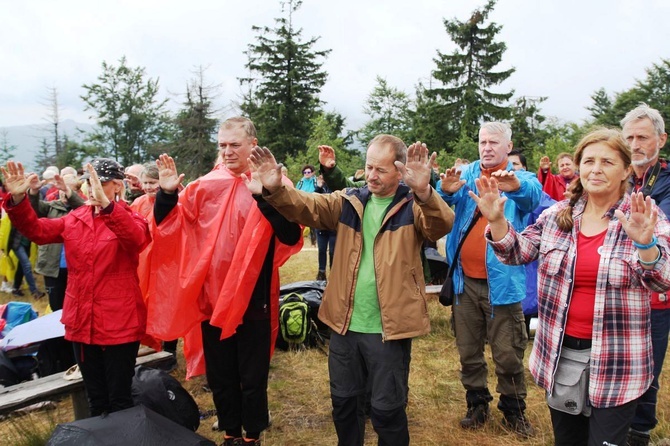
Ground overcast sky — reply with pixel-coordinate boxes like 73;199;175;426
2;0;669;134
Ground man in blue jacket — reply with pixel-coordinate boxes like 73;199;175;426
437;122;541;438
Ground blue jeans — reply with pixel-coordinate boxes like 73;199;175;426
316;230;336;272
631;307;670;432
12;245;38;294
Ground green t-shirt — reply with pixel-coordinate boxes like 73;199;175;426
348;195;394;333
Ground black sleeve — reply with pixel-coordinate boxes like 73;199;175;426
253;194;301;246
154;189;179;225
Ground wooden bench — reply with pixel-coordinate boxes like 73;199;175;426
425;284;442;295
0;350;173;420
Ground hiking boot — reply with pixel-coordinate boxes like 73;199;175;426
316;271;326;281
12;288;24;297
627;430;651;446
460;403;489;429
501;412;535;438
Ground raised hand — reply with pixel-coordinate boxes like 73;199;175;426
85;163;110;209
396;141;434;202
540;156;551;171
469;176;507;223
156;154;184;194
28;172;44;195
318;145;336;169
469;176;509;241
1;161;38;204
490;169;521;192
247;147;284;193
439;167;466;194
614;192;658;248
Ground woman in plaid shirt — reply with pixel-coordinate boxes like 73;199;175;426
470;128;670;446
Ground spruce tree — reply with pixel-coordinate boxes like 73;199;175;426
169;67;220;181
429;0;515;147
239;0;331;162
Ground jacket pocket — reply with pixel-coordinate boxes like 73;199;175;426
96;276;140;333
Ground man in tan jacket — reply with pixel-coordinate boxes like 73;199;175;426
247;135;454;446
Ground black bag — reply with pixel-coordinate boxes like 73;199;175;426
438;275;455;307
131;365;201;431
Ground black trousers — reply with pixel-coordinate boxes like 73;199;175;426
550;399;637;446
73;341;140;416
45;268;68;311
201;318;271;435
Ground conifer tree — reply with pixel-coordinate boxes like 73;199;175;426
429;0;515;147
170;67;220;181
240;0;331;161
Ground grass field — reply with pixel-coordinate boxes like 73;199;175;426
1;239;669;445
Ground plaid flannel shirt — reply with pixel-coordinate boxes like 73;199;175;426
487;194;670;408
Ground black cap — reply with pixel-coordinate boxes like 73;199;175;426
80;158;125;182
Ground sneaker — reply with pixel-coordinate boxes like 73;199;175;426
32;291;45;300
316;271;326;281
627;430;651;446
237;438;260;446
501;412;535;439
12;289;24;297
1;282;13;293
460;403;489;429
222;436;241;446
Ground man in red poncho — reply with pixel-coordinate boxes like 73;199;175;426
147;117;302;446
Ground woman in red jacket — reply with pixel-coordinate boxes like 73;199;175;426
2;158;150;416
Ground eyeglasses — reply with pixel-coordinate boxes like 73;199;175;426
303;170;312;174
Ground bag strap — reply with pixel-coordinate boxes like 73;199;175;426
447;210;481;278
640;161;662;196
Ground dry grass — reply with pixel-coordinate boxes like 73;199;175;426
1;238;669;445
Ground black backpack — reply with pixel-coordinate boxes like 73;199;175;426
131;365;200;431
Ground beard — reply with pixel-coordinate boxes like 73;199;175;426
631;147;660;167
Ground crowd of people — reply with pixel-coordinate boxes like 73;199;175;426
0;103;668;446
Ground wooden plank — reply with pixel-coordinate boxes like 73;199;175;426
0;350;174;416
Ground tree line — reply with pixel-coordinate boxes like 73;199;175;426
15;0;670;182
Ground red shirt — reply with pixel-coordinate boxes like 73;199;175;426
565;229;606;339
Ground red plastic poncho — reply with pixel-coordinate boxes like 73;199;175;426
144;167;301;378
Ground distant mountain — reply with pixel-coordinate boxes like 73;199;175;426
0;120;95;170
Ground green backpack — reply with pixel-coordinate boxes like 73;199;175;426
279;293;310;345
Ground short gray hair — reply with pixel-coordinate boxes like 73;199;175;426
620;103;665;135
220;116;257;140
480;121;512;142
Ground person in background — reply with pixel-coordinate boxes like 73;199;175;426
437;122;541;438
477;127;670;446
508;149;556;337
45;167;78;201
28;171;85;311
2;158;150;416
538;152;577;202
296;164;318;246
249;136;454;446
621;103;670;446
314;174;336;282
130;163;178;372
39;166;59;200
124;164;145;204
